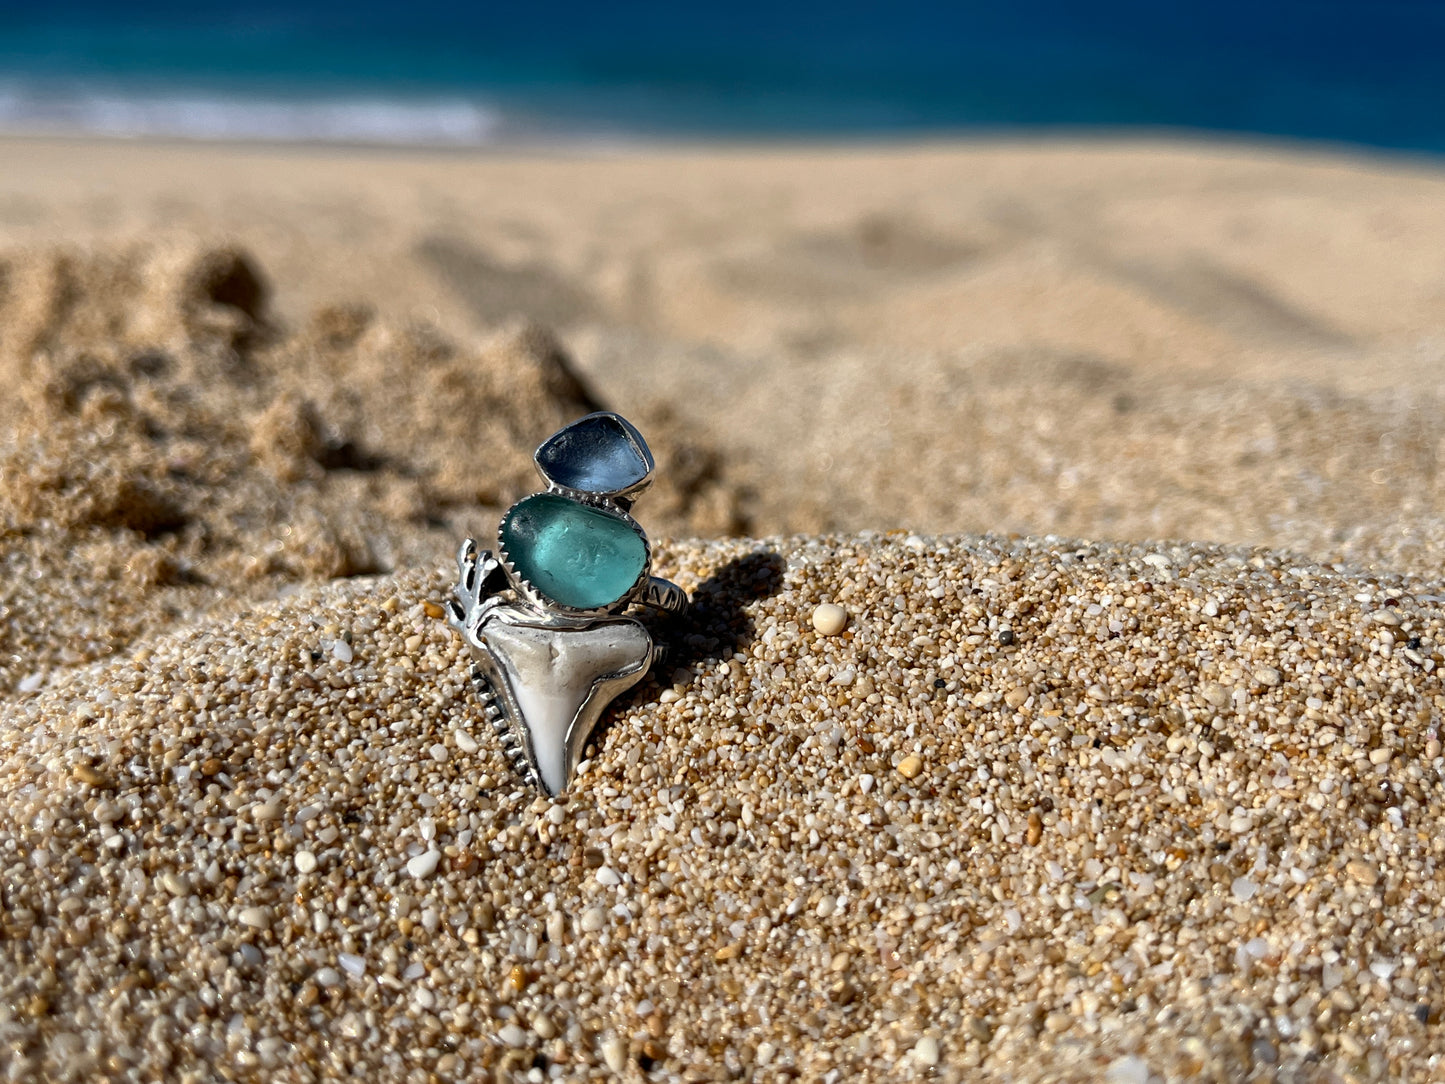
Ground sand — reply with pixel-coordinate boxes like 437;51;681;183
0;135;1443;1082
3;137;1445;564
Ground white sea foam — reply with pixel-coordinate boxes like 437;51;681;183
0;82;505;146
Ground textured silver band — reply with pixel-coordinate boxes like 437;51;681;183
639;576;689;616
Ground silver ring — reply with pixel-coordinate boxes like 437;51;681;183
640;576;689;615
445;412;688;795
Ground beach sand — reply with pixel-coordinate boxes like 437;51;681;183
0;136;1443;1081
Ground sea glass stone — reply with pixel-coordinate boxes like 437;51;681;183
501;493;647;610
534;412;653;495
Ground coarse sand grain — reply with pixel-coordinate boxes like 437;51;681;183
2;534;1443;1082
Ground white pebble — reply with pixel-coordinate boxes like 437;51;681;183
454;729;479;754
500;1023;529;1048
406;849;441;879
1202;681;1231;708
595;866;621;886
338;953;366;978
581;907;607;932
294;850;317;874
314;967;342;987
238;906;271;929
546;804;566;826
331;640;353;663
913;1036;940;1067
414;988;435;1010
160;872;191;897
811;603;848;636
1254;667;1282;687
1106;1056;1151;1084
1232;877;1259;901
602;1036;628;1072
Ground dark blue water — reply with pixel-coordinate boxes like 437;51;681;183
1;0;1442;152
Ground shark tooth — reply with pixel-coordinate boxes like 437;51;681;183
464;603;654;796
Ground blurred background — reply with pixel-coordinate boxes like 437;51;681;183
0;0;1444;602
2;0;1445;150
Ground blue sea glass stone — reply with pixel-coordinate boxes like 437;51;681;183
535;412;653;496
501;493;647;610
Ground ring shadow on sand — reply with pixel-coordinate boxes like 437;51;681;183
601;549;786;744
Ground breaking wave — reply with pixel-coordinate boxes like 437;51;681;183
0;83;506;146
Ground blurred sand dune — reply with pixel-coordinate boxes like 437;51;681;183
1;137;1441;579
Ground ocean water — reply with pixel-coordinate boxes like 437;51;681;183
1;0;1443;152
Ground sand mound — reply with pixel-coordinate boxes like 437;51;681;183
583;333;1445;576
1;535;1442;1082
5;141;1444;579
2;142;1445;1081
0;241;746;693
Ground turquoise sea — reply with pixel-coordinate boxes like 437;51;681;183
0;0;1442;152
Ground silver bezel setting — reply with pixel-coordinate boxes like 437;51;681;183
495;488;653;619
532;410;656;503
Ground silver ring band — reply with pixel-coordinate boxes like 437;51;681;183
639;576;689;615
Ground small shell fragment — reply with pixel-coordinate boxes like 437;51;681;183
811;603;848;636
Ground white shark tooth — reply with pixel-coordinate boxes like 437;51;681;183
465;604;655;796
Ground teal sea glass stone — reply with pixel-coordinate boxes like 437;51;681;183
501;493;647;610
